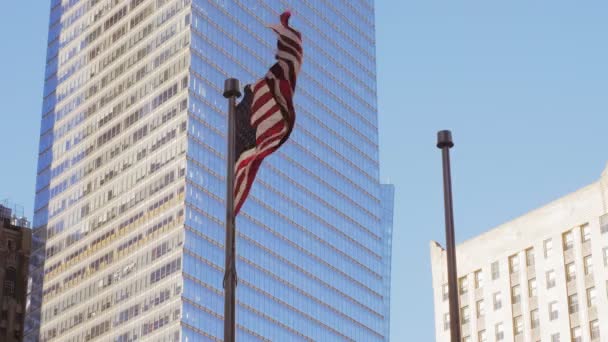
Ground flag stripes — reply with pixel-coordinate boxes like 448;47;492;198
233;11;303;215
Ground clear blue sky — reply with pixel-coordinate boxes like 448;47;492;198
376;1;608;341
1;2;607;341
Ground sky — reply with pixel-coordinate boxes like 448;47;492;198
0;1;607;341
375;1;608;340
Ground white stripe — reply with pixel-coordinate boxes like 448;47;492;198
252;83;270;106
262;79;287;115
234;174;248;209
277;59;291;81
255;113;283;139
276;50;301;73
269;24;302;47
278;35;303;62
256;131;285;154
251;94;276;126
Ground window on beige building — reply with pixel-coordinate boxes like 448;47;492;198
495;323;504;341
459;276;468;295
546;270;556;288
491;261;500;280
590;320;600;340
513;316;523;336
444;313;450;331
584;255;593;276
511;285;521;304
544;239;553;258
568;294;579;314
475;270;483;289
571;326;582;342
601;214;608;234
587;287;596;307
478;330;486;342
509;254;520;274
442;283;449;301
493;292;502;311
476;299;484;318
581;225;591;242
549;301;558;320
566;262;576;282
530;309;539;329
526;247;535;267
461;306;470;325
562;231;574;250
528;278;537;297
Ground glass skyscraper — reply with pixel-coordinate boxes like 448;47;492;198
26;1;393;341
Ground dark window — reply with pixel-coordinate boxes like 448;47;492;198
4;267;17;297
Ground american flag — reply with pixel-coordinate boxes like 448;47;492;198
233;11;303;215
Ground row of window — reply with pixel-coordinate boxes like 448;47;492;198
44;62;187;192
48;117;185;226
48;52;187;165
44;1;188;135
43;249;181;331
50;0;127;53
45;162;184;260
47;15;186;147
447;222;608;298
45;95;187;229
449;308;601;341
50;193;181;274
45;109;186;245
41;253;182;341
457;319;600;342
42;187;184;301
443;219;608;340
51;0;184;97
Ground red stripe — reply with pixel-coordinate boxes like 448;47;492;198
234;145;279;214
251;91;274;114
253;81;267;93
235;150;257;173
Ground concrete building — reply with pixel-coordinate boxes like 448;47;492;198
431;165;608;342
27;1;393;341
0;202;31;342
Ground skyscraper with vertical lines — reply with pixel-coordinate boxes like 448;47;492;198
26;1;393;341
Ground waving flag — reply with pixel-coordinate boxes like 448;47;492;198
233;11;303;215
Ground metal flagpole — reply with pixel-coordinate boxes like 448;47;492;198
437;130;461;342
223;78;241;342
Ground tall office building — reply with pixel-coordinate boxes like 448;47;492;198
27;1;393;341
0;202;31;342
431;165;608;342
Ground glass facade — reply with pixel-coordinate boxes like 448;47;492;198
27;0;392;341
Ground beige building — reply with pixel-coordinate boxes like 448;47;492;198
0;203;31;342
431;165;608;342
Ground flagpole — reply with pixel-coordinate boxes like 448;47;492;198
223;78;241;342
437;130;461;342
